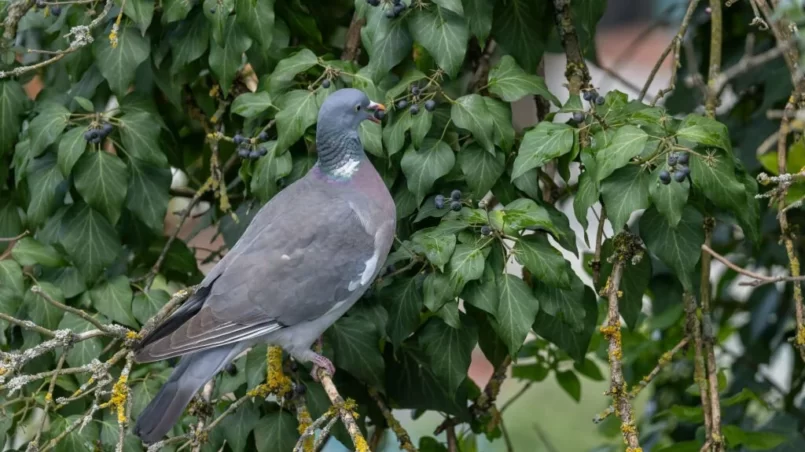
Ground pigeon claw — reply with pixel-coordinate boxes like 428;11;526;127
310;354;336;382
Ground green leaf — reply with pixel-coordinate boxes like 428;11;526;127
595;125;648;182
232;91;274;118
251;145;293;202
57;127;87;177
555;370;581;402
511;122;574;180
60;203;122;283
0;80;28;157
408;6;468;78
721;425;787;450
436;302;460;329
493;274;539;355
132;289;169;326
412;228;457;269
268;48;318;96
119;0;154;34
25;282;64;330
48;415;98;452
162;0;192;23
383;277;424;346
59;313;103;367
573;170;598;231
94;24;150;96
401;140;456;203
28;103;70;157
451;94;494;153
325;315;385;388
209;15;253;93
220;401;260;452
118;111;167;166
487;55;559;105
127;158;170;233
362;6;413;77
73;150;128;224
203;0;234;44
359;122;384;157
597;239;651;330
502;199;559;236
690;149;747;212
418;316;478;395
459;145;505;199
574;359;605;381
600;165;651;233
649;162;689;228
0;261;24;304
492;0;548;72
514;235;571;289
254;411;299;452
170;9;210;73
26;153;65;227
411;109;433;148
484;97;515;151
448;243;487;290
73;96;94;112
424;272;454;312
433;0;463;15
235;0;275;49
383;109;413;157
90;275;137;328
462;266;498;316
677;114;731;152
41;267;86;299
275;90;318;153
532;281;597;362
11;237;66;267
462;0;493;41
639;206;704;291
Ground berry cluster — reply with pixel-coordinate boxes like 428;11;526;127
434;190;462;211
35;0;60;15
366;0;406;18
659;152;690;184
234;132;270;160
583;89;606;106
84;122;113;144
397;85;436;116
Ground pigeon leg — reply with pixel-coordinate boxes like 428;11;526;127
309;353;336;382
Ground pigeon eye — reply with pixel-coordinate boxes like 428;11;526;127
355;105;361;112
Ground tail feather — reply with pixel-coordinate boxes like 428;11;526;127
134;344;240;443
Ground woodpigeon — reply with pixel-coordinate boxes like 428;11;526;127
133;88;394;443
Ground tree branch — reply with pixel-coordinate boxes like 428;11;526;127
341;12;365;62
700;219;723;451
368;387;417;452
684;291;713;441
552;0;592;96
314;367;370;452
701;244;805;286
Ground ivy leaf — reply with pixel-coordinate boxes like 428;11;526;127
325;315;385;388
597;240;651;330
532;281;597;362
383;110;413;157
573;170;598;232
210;17;253;93
254;411;299;452
491;0;549;72
418;316;477;395
677;114;731;152
462;0;493;41
118;111;166;167
502;199;559;237
408;6;468;78
57;127;87;177
94;24;150;96
362;6;412;77
59;313;103;367
721;425;787;450
533;276;586;332
595;125;648;182
90;275;137;328
462;266;498;316
382;277;424;347
28;103;70;157
649;162;689;227
11;237;66;268
451;94;494;153
48;415;99;452
401;140;456;203
458;144;505;199
639;206;704;291
690;149;747;213
424;272;455;312
0;261;24;304
60;203;122;283
360;122;384;157
132;289;169;326
26;153;65;227
119;0;154;35
203;0;234;44
511;122;574;180
220;401;260;452
73;150;128;224
162;0;192;23
25;282;64;330
433;0;463;15
600;165;651;233
412;228;457;269
268;49;318;96
231;91;274;118
251;143;293;202
127;158;170;233
0;80;27;157
235;0;275;50
170;10;210;73
410;109;433;148
484;97;515;151
448;243;487;290
514;235;571;289
275;90;318;153
556;370;582;402
493;274;539;355
487;55;559;105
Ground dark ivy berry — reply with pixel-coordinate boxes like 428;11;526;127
411;85;420;95
225;363;238;375
583;91;594;101
51;5;61;16
667;153;678;166
258;131;269;142
238;148;250;158
392;0;403;4
397;99;408;109
481;225;492;236
209;7;216;14
410;104;420;115
84;129;101;143
385;8;396;18
595;95;606;106
674;167;690;182
233;134;246;145
374;109;385;120
100;122;113;136
393;3;405;14
249;150;261;159
366;0;380;5
294;383;307;395
450;189;461;201
659;170;671;185
322;79;331;88
572;111;584;123
424;99;436;111
677;152;690;165
36;0;45;8
434;194;445;209
450;200;462;211
257;146;268;157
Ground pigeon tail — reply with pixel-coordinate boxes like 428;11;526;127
134;343;240;443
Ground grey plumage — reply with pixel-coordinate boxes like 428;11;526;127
133;89;394;443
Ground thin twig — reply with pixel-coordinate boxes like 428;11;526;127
685;291;713;441
0;312;56;338
368;387;417;452
31;285;128;338
0;230;29;242
552;0;592;96
190;381;215;452
700;219;723;451
341;12;365;62
315;368;369;452
701;244;805;286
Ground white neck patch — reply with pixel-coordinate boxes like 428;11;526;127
332;158;360;178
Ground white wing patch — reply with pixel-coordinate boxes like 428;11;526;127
333;158;360;178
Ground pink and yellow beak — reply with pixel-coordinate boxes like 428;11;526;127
367;101;386;123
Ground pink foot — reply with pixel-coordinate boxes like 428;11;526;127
310;353;336;382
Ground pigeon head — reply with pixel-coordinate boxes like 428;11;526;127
317;88;385;132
